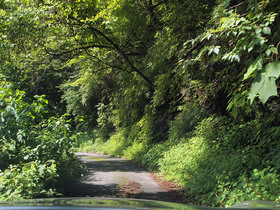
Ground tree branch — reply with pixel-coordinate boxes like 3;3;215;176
42;44;112;57
69;16;154;90
150;1;166;9
229;1;245;9
82;45;126;71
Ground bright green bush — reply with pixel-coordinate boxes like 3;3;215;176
0;161;58;201
75;131;93;151
77;110;280;208
214;167;280;207
95;103;114;139
87;114;154;159
123;115;153;160
138;105;208;170
158;116;280;207
185;151;244;206
123;139;150;161
140;142;170;170
159;137;208;184
99;129;130;157
193;115;229;145
0;82;85;201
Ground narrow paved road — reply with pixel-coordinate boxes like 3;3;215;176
65;152;183;203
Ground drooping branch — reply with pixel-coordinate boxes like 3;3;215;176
89;27;154;87
138;0;166;25
81;44;126;71
229;1;245;10
42;43;112;57
69;16;154;89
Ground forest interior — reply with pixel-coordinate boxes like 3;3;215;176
0;0;280;207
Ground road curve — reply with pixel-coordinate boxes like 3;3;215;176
65;152;182;202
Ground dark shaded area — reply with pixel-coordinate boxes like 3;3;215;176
78;155;146;173
65;182;120;198
65;182;183;203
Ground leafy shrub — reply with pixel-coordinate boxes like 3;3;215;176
123;139;150;161
168;105;208;143
122;115;153;161
77;109;280;208
193;115;229;145
140;142;170;170
88;114;154;159
159;137;208;184
99;129;130;157
0;82;85;200
154;115;280;207
0;161;58;201
96;103;114;139
185;151;244;206
214;167;280;207
77;131;97;152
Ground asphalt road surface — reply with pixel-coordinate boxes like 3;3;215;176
65;152;183;202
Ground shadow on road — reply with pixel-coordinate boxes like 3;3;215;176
65;182;183;203
78;153;146;173
65;152;184;203
65;182;120;197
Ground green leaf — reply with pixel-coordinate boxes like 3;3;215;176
262;27;271;35
266;62;280;77
265;49;271;56
38;165;46;175
255;27;262;34
270;47;278;54
243;56;263;80
248;62;280;104
213;46;220;55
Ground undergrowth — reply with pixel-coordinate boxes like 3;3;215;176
0;83;85;201
77;106;280;207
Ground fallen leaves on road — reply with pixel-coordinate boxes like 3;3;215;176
118;181;143;198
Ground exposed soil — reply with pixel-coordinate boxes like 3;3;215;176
118;181;143;197
150;173;186;203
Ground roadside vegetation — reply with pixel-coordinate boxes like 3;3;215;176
78;106;280;207
1;0;280;207
0;82;85;201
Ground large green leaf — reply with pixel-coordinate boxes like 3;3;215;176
248;62;280;104
243;55;263;80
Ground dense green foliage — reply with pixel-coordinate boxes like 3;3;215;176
0;82;84;200
1;0;280;207
79;109;280;207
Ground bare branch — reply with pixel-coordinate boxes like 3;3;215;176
229;1;245;9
